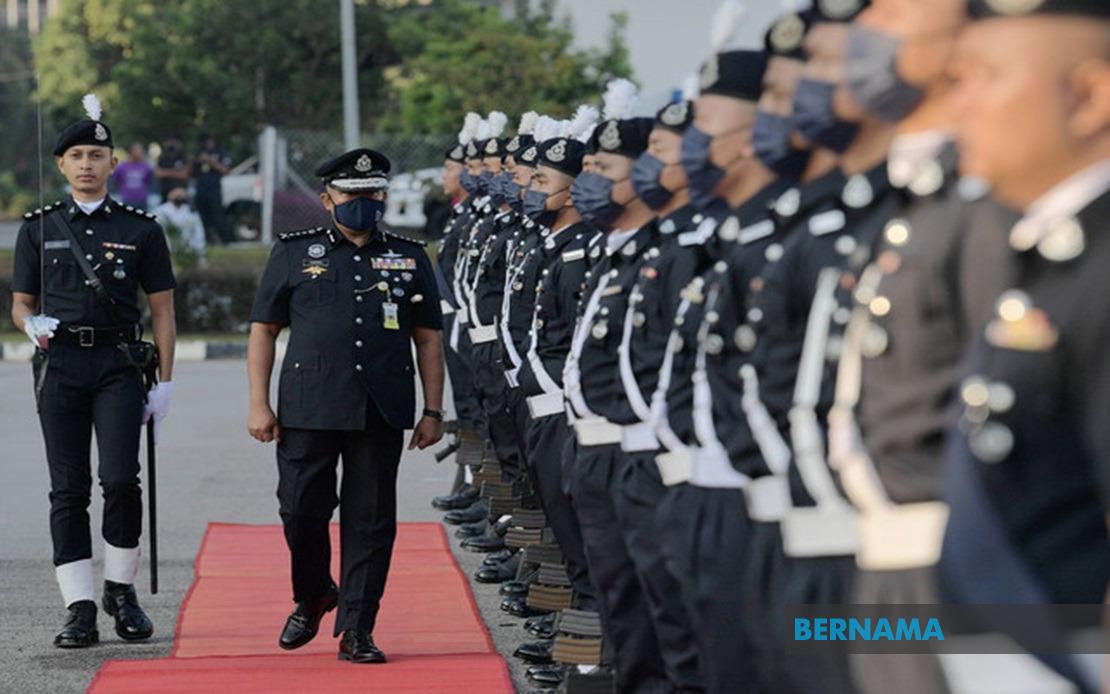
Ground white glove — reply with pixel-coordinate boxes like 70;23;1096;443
143;381;174;444
23;315;60;348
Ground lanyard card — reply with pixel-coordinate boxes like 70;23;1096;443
383;301;400;330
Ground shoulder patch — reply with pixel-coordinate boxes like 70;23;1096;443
278;226;327;242
384;230;427;247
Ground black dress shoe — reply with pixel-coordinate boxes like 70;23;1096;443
474;551;521;583
443;499;489;525
524;612;556;632
501;595;550;618
514;638;554;664
54;600;98;648
461;533;505;553
483;549;514;566
499;566;537;597
432;484;479;510
455;520;489;539
102;581;153;641
279;583;338;650
337;630;386;664
527;663;567;685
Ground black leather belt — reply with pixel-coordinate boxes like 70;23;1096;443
51;324;142;348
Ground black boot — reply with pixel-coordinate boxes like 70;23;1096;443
475;551;522;583
455;519;490;539
443;498;490;525
102;581;153;641
433;484;480;511
54;600;99;648
279;582;338;650
338;630;387;664
514;638;554;664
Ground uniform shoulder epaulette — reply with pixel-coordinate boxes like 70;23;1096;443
23;200;64;220
384;230;427;247
278;226;327;242
121;204;158;220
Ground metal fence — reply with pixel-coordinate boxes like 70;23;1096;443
256;127;453;243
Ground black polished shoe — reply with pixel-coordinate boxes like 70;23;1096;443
54;600;99;648
514;638;554;664
278;583;338;650
443;499;490;525
432;484;479;510
474;552;521;584
483;549;514;566
461;533;505;553
337;630;387;664
527;663;567;686
102;581;153;641
455;520;489;539
524;612;556;633
500;565;537;597
501;595;550;618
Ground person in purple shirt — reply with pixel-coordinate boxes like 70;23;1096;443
112;143;154;210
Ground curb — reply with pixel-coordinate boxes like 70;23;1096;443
0;339;263;363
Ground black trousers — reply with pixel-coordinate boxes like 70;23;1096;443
656;484;760;694
741;521;801;694
276;406;403;636
570;443;669;694
194;190;232;244
778;554;859;694
35;344;145;566
617;452;706;692
470;341;522;482
444;337;485;434
525;414;596;610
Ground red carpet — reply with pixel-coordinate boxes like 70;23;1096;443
87;523;513;693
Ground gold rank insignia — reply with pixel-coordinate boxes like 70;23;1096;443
302;265;328;279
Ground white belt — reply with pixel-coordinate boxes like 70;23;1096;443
457;305;470;325
781;503;858;558
689;443;749;489
856;501;949;571
574;418;623;446
527;392;565;419
621;422;659;452
468;324;498;344
744;475;791;522
655;448;692;487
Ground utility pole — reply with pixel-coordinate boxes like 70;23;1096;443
340;0;360;150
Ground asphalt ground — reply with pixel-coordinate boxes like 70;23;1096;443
0;359;530;693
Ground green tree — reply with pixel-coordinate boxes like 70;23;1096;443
35;0;388;154
0;25;58;215
380;0;634;133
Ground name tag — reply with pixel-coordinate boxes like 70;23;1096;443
809;210;847;236
371;257;416;270
738;219;775;245
562;249;585;262
45;240;71;250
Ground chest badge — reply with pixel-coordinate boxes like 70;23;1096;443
371;256;417;271
307;243;327;259
302;264;329;279
985;290;1059;352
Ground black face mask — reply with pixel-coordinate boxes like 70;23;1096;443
792;78;859;154
330;194;384;233
631;152;676;211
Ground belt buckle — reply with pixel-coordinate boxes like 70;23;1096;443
72;326;94;347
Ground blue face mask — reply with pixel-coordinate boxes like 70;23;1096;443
844;25;923;124
631;152;675;211
488;172;515;207
571;172;625;230
523;187;562;228
681;125;726;212
751;110;812;180
478;170;494;196
459;169;481;196
792;78;859;154
332;195;384;233
504;178;524;213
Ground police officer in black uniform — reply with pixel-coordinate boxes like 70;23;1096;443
939;1;1110;690
11;94;176;648
247;148;446;664
562;104;670;692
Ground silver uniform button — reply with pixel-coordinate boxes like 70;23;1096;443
860;324;889;358
355;364;363;372
705;334;725;355
735;325;757;352
356;340;364;347
355;317;363;325
355;275;362;281
765;243;784;263
354;255;361;262
85;229;94;236
633;312;646;328
591;322;608;340
969;422;1014;464
356;295;364;302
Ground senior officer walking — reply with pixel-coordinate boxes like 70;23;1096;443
11;95;176;649
247;148;446;664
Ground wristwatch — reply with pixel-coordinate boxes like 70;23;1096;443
422;408;444;421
